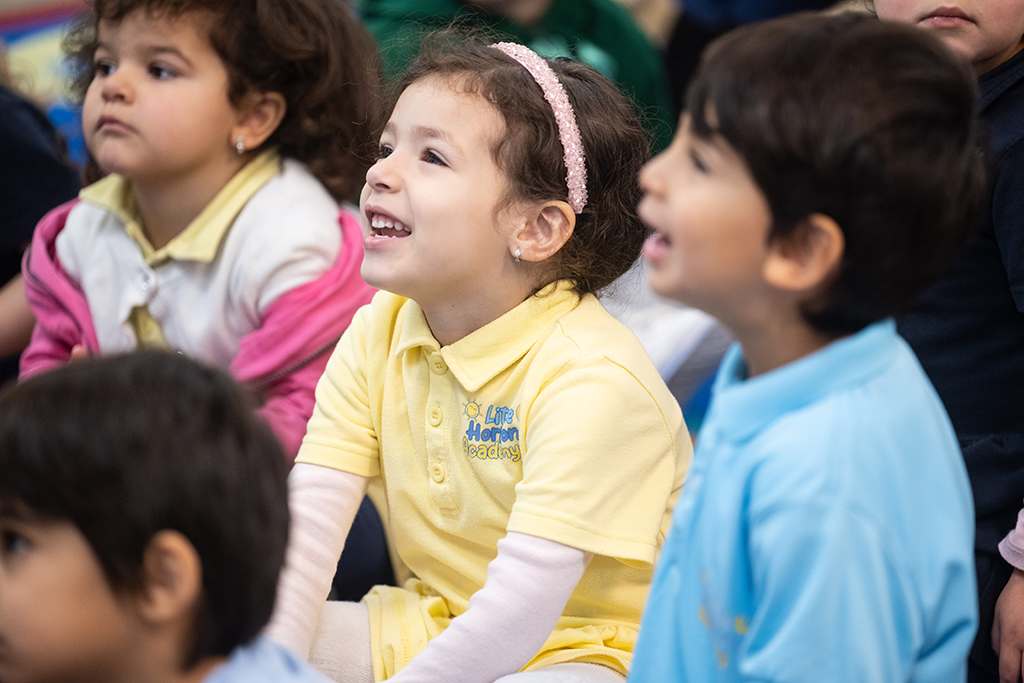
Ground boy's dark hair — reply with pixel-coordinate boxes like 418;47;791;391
64;0;385;201
0;351;289;667
400;33;651;296
688;11;986;334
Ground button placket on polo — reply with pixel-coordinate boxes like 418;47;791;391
431;354;448;375
120;261;159;348
138;269;159;308
138;262;185;341
425;351;459;517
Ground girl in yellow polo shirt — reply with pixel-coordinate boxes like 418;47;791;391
267;35;692;683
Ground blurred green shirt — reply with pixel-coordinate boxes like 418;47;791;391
357;0;675;152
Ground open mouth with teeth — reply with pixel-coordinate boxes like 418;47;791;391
370;213;411;238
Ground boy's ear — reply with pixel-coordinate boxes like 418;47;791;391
763;213;844;293
233;91;287;152
135;530;203;626
513;201;575;263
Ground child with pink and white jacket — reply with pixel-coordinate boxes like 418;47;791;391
20;0;381;458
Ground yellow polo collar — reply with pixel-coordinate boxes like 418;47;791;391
79;150;281;266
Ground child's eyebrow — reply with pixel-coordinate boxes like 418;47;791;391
144;45;194;67
382;121;458;147
411;125;456;146
0;502;40;522
91;41;195;70
412;125;465;161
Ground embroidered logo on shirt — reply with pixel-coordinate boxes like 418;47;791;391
462;402;522;462
698;570;749;670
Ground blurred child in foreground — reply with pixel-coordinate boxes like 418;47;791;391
0;350;331;683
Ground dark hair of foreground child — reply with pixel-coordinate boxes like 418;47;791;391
0;350;291;681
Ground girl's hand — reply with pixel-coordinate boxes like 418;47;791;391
993;567;1024;683
69;345;90;361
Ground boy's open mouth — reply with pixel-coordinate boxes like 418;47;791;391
642;231;672;263
369;213;411;238
649;232;671;247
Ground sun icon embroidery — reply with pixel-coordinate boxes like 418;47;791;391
464;401;482;420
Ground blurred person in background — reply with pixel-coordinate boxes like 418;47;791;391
663;0;843;118
357;0;676;150
0;43;81;387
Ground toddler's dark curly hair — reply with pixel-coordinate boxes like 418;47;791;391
65;0;385;201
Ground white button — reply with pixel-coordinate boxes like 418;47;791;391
429;406;443;426
430;463;446;483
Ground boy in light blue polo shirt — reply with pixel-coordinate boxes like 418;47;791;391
631;12;985;682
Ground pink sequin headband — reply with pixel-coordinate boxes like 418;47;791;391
492;42;588;214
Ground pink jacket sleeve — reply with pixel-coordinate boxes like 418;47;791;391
999;505;1024;570
20;200;99;380
230;211;375;460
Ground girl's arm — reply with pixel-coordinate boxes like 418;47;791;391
386;531;592;683
0;275;34;357
265;462;369;657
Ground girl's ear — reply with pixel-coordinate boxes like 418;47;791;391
762;213;844;294
134;530;203;626
232;91;287;153
513;201;575;263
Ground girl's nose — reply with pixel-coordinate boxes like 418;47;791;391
366;154;399;192
100;67;132;103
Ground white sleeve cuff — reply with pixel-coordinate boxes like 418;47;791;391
389;531;591;683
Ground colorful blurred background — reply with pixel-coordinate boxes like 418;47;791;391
1;0;87;164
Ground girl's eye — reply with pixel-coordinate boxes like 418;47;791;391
94;60;116;77
688;148;709;174
377;144;393;160
423;150;446;166
149;65;175;80
1;529;29;558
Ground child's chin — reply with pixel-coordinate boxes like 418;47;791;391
645;271;678;300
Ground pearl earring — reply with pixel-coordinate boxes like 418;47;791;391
513;248;521;263
236;136;245;155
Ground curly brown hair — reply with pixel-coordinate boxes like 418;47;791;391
400;33;651;296
64;0;384;201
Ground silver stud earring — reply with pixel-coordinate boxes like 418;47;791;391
513;247;521;263
236;136;245;155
